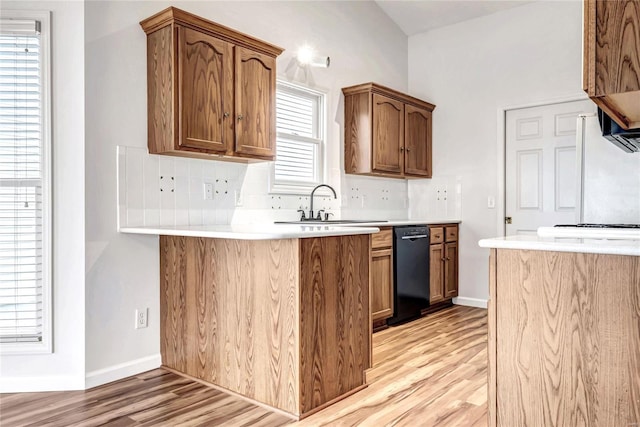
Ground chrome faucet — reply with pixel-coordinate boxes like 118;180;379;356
306;184;337;220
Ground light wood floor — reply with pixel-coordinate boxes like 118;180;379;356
0;305;487;427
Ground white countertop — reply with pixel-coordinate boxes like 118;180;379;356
537;226;640;240
478;234;640;256
273;219;461;227
119;219;461;240
119;224;380;240
345;219;460;227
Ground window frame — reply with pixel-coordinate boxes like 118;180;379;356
0;10;52;355
270;80;327;195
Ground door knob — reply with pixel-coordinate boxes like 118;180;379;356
505;216;512;224
237;114;244;121
223;112;230;118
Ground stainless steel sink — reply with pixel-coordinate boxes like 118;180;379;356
274;220;388;225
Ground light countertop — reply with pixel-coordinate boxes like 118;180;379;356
274;219;461;227
119;224;380;240
537;226;640;240
478;234;640;257
340;219;460;227
119;219;461;240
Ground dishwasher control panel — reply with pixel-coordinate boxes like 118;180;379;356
395;226;429;239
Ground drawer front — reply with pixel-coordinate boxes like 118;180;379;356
445;225;458;242
430;227;444;244
371;227;393;249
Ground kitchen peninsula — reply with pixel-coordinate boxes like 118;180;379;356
120;224;376;419
479;233;640;427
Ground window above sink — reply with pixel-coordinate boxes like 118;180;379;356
270;81;327;195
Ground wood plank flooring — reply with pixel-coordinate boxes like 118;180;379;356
0;305;487;427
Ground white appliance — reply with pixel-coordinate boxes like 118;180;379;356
576;113;640;224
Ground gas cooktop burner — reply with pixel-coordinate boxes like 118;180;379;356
555;223;640;229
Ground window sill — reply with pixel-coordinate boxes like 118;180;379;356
269;182;320;196
0;340;52;356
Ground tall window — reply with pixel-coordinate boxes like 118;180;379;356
272;81;325;193
0;13;51;353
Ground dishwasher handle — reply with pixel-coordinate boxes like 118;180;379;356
400;234;428;240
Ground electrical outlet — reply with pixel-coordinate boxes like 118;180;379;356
135;308;148;329
203;182;214;200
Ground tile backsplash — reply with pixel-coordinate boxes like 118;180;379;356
117;146;431;228
408;176;463;220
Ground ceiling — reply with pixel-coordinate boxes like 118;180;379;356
374;0;535;36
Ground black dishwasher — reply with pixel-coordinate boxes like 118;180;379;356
387;226;430;326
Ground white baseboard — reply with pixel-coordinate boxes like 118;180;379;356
85;354;161;389
0;375;85;393
453;297;488;309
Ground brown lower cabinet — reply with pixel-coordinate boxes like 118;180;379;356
371;227;394;328
371;224;459;331
159;234;370;419
488;248;640;426
429;224;459;305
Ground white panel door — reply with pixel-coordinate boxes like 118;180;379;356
505;100;595;235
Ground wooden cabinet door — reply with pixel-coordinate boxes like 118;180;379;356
234;47;276;159
371;248;393;321
404;104;432;177
444;242;458;299
584;0;640;129
178;26;233;153
429;244;444;304
372;93;404;174
587;0;640;97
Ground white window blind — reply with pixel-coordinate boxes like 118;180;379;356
0;18;45;345
273;82;324;190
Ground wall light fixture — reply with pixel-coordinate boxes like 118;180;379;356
296;45;330;68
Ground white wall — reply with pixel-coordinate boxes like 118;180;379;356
0;1;86;391
6;0;579;391
408;1;586;302
84;1;408;378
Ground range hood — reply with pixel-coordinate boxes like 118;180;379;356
598;108;640;153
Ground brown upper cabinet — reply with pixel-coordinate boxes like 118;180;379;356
343;83;435;179
583;0;640;129
140;7;283;160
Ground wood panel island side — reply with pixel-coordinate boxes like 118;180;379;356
158;232;371;419
479;235;640;427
